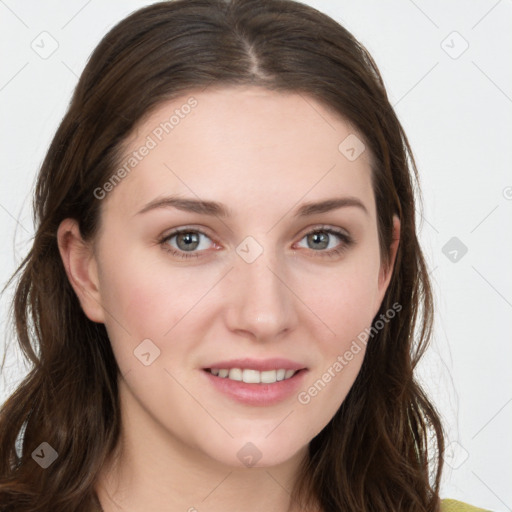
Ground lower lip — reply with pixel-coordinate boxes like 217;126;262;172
202;369;308;406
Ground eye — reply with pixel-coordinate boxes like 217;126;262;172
159;228;216;259
295;226;353;258
159;225;354;260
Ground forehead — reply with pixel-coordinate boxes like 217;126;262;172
105;86;374;220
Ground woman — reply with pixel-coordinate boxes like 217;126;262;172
0;1;490;511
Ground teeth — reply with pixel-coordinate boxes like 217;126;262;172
228;368;242;381
260;370;276;384
208;367;299;383
243;369;261;384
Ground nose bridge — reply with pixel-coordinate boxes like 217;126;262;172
227;234;296;338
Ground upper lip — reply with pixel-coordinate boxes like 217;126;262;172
203;358;307;372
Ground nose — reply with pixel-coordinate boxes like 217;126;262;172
224;245;298;342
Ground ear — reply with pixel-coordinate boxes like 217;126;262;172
375;215;400;309
57;218;105;323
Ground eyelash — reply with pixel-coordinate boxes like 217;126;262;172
158;225;354;260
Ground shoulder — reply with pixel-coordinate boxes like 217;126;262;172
441;498;492;512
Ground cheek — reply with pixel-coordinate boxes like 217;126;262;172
94;246;171;364
99;246;199;330
294;257;380;417
97;245;223;371
313;276;375;374
304;256;381;343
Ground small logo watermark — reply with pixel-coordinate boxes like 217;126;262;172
442;237;468;263
441;31;469;60
237;442;262;467
31;31;59;59
133;338;161;366
236;236;264;264
338;134;366;161
31;441;58;468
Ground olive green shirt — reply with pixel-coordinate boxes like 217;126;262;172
441;499;491;511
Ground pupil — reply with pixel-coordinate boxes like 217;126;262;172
178;232;199;251
309;231;328;250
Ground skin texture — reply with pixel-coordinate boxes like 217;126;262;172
57;86;399;512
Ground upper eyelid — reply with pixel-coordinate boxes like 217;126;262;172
161;225;217;243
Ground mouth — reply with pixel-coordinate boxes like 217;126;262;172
203;367;303;384
201;363;308;406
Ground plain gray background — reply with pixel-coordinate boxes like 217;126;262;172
1;1;511;510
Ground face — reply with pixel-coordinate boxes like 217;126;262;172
60;86;398;470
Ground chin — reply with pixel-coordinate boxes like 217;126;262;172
205;435;307;470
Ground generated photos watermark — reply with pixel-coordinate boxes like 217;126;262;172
93;96;198;200
297;301;402;405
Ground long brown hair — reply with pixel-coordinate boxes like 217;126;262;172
0;1;444;510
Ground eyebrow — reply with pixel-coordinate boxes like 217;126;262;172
135;195;368;217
